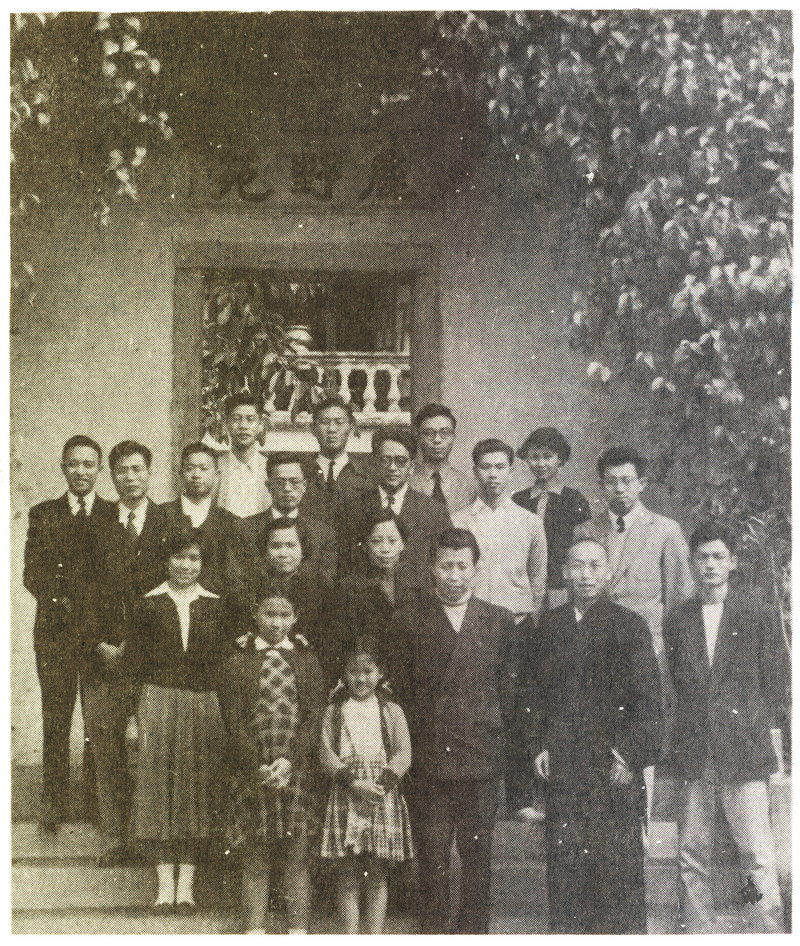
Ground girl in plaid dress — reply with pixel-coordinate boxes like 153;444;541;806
218;589;325;934
320;635;414;934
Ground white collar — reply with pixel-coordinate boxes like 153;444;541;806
67;491;95;515
379;482;409;510
436;592;472;609
236;632;296;651
145;581;218;599
269;506;299;520
608;501;644;530
471;492;512;514
415;460;453;480
529;481;564;497
317;453;349;478
181;493;212;525
118;498;148;526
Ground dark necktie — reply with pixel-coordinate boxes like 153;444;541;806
76;497;87;519
325;459;335;492
431;469;446;505
616;515;625;533
126;509;138;542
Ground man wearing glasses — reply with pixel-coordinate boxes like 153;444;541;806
409;404;475;517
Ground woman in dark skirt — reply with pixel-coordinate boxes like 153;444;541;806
218;587;326;933
125;527;227;913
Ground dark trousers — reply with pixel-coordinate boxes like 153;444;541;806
416;778;500;934
82;676;132;839
545;784;647;934
35;650;93;822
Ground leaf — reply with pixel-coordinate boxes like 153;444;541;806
103;40;120;57
121;35;138;54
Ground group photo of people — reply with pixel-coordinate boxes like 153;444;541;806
23;394;791;934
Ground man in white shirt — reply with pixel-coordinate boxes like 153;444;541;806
409;403;476;516
216;394;271;518
452;438;547;623
664;523;788;933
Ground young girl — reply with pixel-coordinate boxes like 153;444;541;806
218;589;325;934
125;527;226;913
319;636;414;934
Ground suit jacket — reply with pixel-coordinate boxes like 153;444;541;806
575;506;693;642
512;485;591;589
664;591;790;783
394;592;522;781
92;499;169;655
240;509;338;589
300;453;373;527
23;494;116;657
345;487;451;590
126;589;227;695
534;597;662;804
159;499;241;596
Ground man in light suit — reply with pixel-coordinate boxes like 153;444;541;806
575;446;693;813
664;522;789;933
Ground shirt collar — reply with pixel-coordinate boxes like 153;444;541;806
529;480;564;498
608;500;643;530
414;461;453;482
181;493;212;525
67;491;95;515
236;632;295;651
379;482;409;510
471;492;512;514
269;506;299;520
435;590;472;609
118;498;148;527
317;453;349;479
145;581;218;600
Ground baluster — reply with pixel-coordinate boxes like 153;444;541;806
387;366;402;413
362;364;377;415
338;362;352;403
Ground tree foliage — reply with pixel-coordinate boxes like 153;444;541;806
421;10;791;570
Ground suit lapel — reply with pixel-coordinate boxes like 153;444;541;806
612;508;653;584
439;596;478;690
684;599;712;679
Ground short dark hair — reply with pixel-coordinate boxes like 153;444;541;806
518;427;571;464
431;527;481;564
689;521;737;556
62;435;102;464
341;634;387;673
414;403;456;431
567;536;609;560
372;425;417;458
180;442;217;466
266;452;306;477
262;518;305;553
472;438;514;466
312;396;355;423
226;392;261;416
597;446;647;479
363;509;408;545
163;525;204;560
109;440;152;471
254;585;298;613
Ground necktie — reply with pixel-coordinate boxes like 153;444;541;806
616;515;625;533
431;469;446;505
325;459;335;492
126;509;138;541
76;497;87;518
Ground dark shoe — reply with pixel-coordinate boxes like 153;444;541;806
152;902;174;916
98;844;134;868
175;901;197;916
269;889;287;913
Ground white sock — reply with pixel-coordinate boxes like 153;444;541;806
155;863;175;905
176;863;196;905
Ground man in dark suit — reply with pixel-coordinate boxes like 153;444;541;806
664;522;789;933
84;440;168;864
391;527;523;934
533;537;662;933
345;426;451;588
160;442;240;596
300;396;372;527
24;435;116;832
241;452;338;587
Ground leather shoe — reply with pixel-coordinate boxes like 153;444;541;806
152;902;174;916
175;901;197;916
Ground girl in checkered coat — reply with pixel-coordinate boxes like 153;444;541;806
218;588;325;934
319;635;414;934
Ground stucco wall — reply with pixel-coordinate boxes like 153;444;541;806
11;153;605;767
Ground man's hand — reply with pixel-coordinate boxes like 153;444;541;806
350;779;385;804
97;642;123;670
610;756;633;785
534;749;550;780
263;757;292;790
125;716;138;750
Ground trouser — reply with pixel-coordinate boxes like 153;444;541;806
546;783;647;934
82;676;132;840
678;771;784;933
35;650;92;822
416;778;500;934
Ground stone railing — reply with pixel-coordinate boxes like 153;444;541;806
263;351;411;452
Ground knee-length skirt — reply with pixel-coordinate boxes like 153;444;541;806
130;683;224;842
